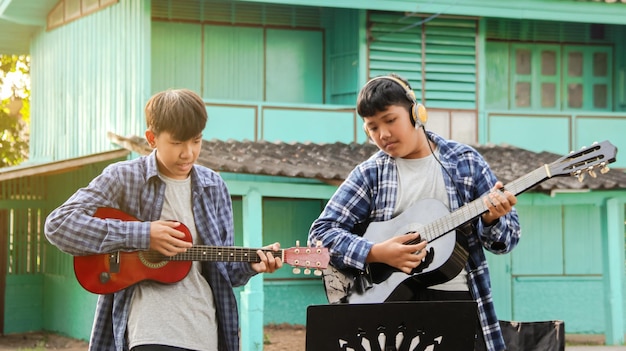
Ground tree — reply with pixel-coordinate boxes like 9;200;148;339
0;54;30;167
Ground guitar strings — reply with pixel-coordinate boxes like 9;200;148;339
142;247;282;262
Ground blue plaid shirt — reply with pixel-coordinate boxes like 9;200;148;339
45;150;257;351
309;131;521;351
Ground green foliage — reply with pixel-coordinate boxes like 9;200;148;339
0;54;30;167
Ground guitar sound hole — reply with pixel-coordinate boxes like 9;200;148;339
138;251;169;268
411;247;435;274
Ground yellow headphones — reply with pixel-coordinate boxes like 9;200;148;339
361;75;428;139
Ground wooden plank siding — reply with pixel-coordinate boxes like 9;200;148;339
0;155;127;335
29;0;151;163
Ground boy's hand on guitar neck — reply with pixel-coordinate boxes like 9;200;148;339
251;242;283;273
147;220;283;273
149;220;192;256
481;181;517;226
366;233;429;274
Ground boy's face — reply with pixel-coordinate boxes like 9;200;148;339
362;104;423;159
145;130;202;179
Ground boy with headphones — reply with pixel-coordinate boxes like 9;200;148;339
309;74;521;351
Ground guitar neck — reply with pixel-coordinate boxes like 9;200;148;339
159;247;283;263
421;166;549;242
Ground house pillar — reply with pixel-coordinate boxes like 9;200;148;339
603;198;625;345
240;188;265;350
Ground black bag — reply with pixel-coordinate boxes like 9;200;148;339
499;320;565;351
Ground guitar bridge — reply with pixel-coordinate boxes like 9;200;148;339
108;252;120;273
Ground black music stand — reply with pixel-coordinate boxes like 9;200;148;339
306;301;477;351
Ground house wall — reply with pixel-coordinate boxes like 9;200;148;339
483;19;626;167
29;0;151;163
150;2;363;144
488;191;626;334
1;158;122;336
232;197;330;325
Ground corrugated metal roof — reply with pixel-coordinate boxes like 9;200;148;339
108;132;626;192
0;149;130;182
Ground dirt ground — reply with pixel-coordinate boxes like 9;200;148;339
0;324;305;351
0;326;610;350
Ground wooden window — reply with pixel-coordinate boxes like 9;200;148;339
510;44;560;110
563;46;612;110
47;0;119;31
567;84;583;108
541;83;556;108
515;82;531;107
516;49;532;75
511;44;611;111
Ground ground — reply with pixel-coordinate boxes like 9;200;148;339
0;326;607;351
0;324;305;351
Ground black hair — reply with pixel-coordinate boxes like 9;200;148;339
357;73;414;118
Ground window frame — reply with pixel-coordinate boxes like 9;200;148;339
509;43;612;111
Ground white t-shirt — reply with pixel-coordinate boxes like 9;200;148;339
127;174;219;350
394;152;469;292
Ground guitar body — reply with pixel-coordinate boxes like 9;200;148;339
73;208;331;294
73;208;192;294
364;199;468;287
324;198;469;304
73;250;192;295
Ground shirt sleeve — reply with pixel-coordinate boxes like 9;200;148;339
308;166;375;271
44;164;151;256
471;153;521;254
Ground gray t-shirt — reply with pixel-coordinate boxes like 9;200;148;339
127;174;218;350
395;152;468;292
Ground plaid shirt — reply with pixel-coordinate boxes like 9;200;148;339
45;150;256;351
309;131;521;351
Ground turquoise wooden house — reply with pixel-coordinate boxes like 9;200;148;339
1;0;625;348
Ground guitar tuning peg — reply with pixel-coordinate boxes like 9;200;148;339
314;269;322;276
304;268;311;275
292;267;301;274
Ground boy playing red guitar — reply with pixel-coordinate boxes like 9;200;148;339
45;89;283;351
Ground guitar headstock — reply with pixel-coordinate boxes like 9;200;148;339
548;140;617;181
283;241;330;276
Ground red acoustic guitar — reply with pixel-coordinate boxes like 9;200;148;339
73;207;330;294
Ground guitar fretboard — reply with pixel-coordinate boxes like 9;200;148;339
142;247;284;263
412;166;550;244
